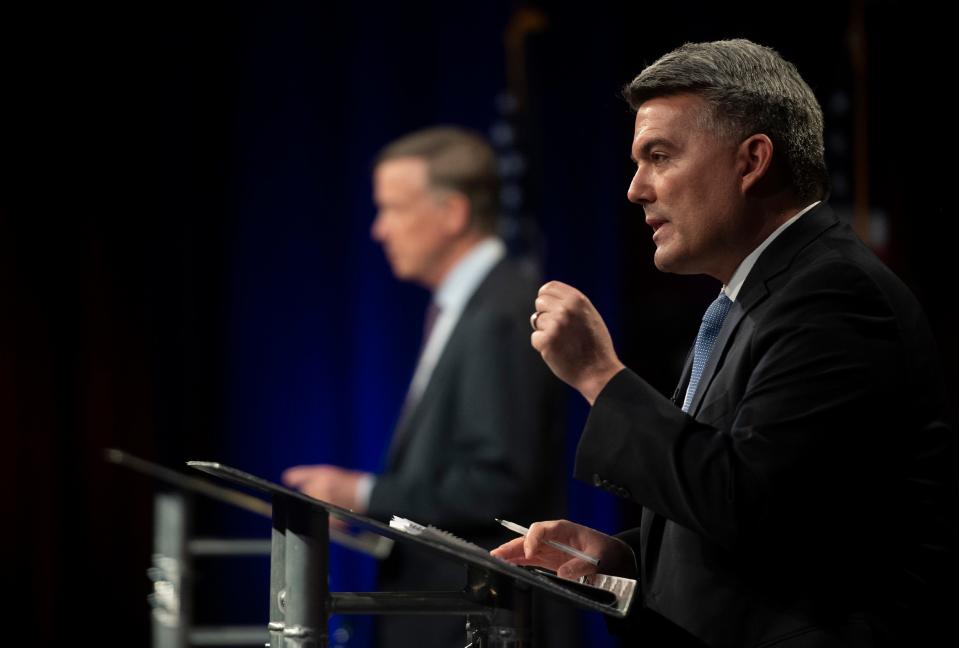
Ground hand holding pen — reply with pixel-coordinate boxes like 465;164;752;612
495;518;599;565
490;518;638;580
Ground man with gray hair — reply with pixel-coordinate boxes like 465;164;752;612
494;39;956;646
284;127;568;648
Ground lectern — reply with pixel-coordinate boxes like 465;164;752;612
105;449;391;647
189;461;635;648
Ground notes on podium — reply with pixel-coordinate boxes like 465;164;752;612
187;460;637;618
388;515;636;615
115;452;637;617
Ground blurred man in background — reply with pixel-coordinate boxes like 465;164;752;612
284;127;570;648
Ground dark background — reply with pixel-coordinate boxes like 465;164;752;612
2;1;953;646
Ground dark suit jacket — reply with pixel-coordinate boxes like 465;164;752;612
576;205;957;647
368;256;568;648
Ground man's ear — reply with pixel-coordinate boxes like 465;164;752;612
738;134;774;194
441;192;472;236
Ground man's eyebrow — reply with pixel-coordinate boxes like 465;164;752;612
631;137;674;163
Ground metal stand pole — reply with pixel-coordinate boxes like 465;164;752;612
275;496;329;648
268;497;288;648
150;491;192;648
464;567;531;648
482;585;531;648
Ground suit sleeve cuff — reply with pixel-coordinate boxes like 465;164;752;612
354;473;376;513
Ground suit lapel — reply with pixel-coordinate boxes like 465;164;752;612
384;258;508;468
386;391;419;468
385;323;462;468
673;347;694;405
686;204;839;417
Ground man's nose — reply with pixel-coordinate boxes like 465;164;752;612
627;169;654;204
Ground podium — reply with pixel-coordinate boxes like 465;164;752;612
105;450;392;647
188;461;635;648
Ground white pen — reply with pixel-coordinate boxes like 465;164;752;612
495;518;600;566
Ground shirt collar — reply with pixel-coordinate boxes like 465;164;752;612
433;237;506;312
723;201;820;301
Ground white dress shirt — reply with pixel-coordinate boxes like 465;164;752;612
723;201;820;301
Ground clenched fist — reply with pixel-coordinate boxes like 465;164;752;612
530;281;625;404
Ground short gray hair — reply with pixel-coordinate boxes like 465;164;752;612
624;39;828;203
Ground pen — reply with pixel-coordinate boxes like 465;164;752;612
495;518;600;566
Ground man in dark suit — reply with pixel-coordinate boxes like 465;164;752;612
493;40;957;646
282;127;568;647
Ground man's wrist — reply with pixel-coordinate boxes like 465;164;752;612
581;361;626;405
354;472;375;513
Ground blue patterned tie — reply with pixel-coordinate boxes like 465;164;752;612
682;292;733;412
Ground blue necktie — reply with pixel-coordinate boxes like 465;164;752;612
682;292;733;412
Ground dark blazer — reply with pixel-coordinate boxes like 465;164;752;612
576;204;957;647
368;255;568;648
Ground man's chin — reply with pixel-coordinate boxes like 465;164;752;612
652;249;677;274
388;262;411;280
653;250;697;276
390;265;425;285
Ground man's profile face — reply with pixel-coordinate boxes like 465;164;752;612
627;93;745;280
371;156;453;287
